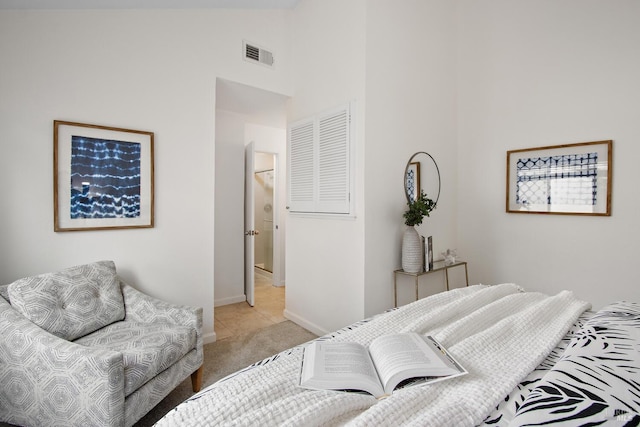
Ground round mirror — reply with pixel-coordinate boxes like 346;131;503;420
404;151;441;205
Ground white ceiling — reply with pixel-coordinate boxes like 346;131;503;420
0;0;299;9
216;79;289;128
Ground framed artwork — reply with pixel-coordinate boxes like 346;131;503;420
405;161;421;203
54;120;154;231
506;140;612;216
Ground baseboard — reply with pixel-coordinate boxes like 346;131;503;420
283;309;328;337
214;295;246;307
203;331;217;344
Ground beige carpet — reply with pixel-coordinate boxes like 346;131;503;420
133;320;317;426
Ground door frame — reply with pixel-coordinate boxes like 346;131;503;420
251;149;282;288
245;146;283;308
244;141;256;306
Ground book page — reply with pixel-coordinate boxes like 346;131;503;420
299;341;385;398
368;333;464;395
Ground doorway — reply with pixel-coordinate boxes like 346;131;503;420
254;153;275;274
213;77;288;317
245;146;283;308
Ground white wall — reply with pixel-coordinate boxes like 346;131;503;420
286;0;640;336
213;109;247;306
285;0;368;334
0;8;293;343
364;0;459;316
285;0;460;334
457;0;640;307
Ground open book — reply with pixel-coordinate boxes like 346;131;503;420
298;333;467;398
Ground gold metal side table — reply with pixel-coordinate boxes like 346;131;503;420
393;261;469;307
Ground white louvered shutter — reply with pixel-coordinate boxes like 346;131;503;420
288;119;315;212
317;107;349;213
288;104;352;214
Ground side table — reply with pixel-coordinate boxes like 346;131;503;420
393;261;469;307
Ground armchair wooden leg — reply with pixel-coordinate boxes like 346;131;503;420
191;365;204;392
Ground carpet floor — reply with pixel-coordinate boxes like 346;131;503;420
133;320;317;426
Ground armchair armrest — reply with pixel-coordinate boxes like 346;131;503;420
0;297;125;427
120;280;203;355
120;280;203;329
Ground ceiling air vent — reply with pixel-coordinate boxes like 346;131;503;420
243;40;274;68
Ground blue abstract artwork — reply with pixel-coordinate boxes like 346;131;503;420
515;153;598;207
70;136;141;219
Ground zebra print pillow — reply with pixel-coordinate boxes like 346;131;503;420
509;301;640;426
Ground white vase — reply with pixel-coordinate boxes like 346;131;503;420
402;226;423;273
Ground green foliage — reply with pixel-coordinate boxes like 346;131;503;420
403;190;436;226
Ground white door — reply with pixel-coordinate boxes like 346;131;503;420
244;142;256;307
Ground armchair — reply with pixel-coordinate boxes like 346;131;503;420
0;261;203;427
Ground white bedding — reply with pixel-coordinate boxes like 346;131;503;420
157;284;591;426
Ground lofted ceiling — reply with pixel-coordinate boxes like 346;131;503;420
216;79;289;128
0;0;300;9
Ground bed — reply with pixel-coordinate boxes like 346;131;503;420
156;284;640;426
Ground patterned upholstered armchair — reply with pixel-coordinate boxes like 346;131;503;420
0;261;203;427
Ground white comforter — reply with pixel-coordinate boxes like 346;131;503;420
157;284;590;427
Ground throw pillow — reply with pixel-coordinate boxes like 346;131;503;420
7;260;125;341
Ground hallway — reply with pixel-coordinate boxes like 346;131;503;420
213;268;285;340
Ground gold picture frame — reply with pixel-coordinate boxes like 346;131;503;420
506;140;612;216
54;120;154;231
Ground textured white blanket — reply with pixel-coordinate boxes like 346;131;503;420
157;284;590;427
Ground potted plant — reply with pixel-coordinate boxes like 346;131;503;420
402;190;436;273
403;190;436;226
